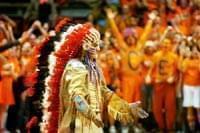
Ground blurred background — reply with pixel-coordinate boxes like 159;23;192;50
0;0;200;133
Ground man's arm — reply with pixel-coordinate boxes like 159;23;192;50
101;85;148;124
106;9;128;51
0;40;20;52
0;31;30;52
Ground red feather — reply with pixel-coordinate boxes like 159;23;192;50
46;23;92;133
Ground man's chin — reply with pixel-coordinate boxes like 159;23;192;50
90;54;97;59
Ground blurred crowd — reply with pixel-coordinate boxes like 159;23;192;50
0;0;200;133
0;16;51;133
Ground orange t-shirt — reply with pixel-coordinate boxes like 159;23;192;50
0;56;15;105
119;50;144;102
182;59;200;86
152;50;178;83
10;56;21;79
120;50;144;76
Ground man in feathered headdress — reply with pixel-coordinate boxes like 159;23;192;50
40;20;148;133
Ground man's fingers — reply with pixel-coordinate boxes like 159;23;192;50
131;107;149;119
138;109;149;119
93;117;104;127
97;120;104;127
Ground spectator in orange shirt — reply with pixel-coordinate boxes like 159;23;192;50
149;39;179;131
0;52;16;132
181;45;200;132
142;41;157;113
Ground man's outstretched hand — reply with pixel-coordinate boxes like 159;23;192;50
129;101;149;119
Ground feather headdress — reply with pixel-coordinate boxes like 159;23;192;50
40;21;92;133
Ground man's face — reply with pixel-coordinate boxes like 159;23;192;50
83;28;101;58
145;46;155;55
125;35;137;47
